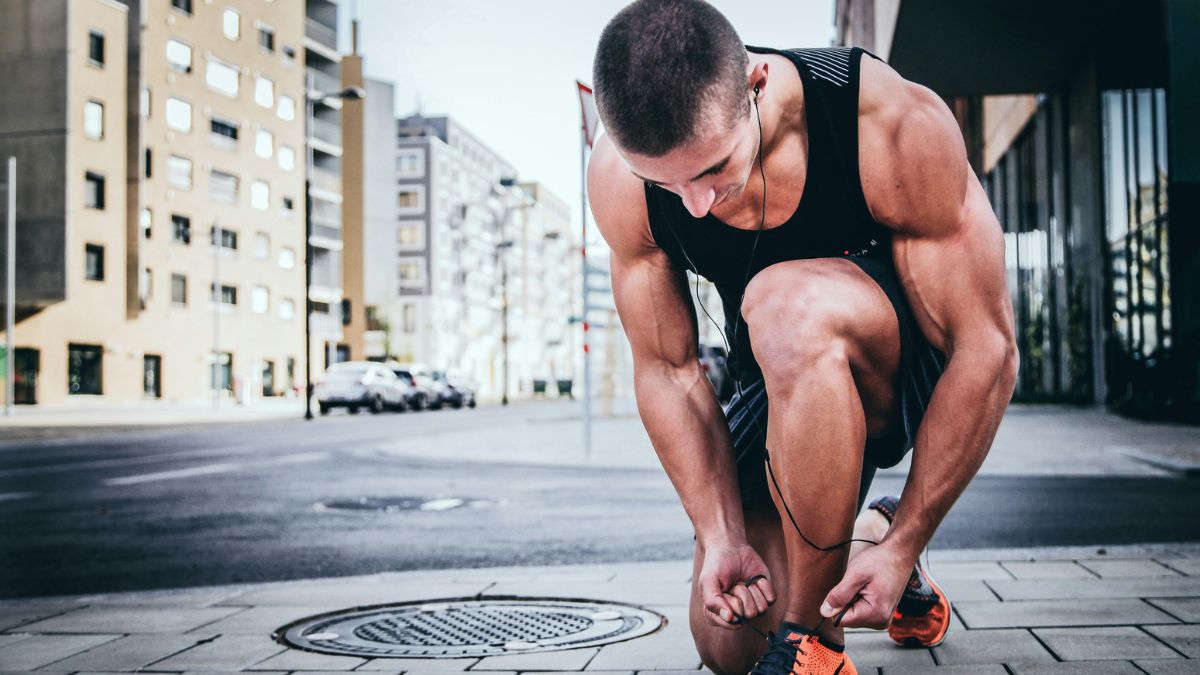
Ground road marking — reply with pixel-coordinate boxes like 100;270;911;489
101;451;332;487
0;491;37;501
0;444;261;478
103;462;239;486
421;498;465;511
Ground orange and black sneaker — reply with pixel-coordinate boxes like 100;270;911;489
748;622;857;675
867;495;952;648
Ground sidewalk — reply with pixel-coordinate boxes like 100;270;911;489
1;543;1198;674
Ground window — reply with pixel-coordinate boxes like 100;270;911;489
171;213;191;244
85;244;104;280
139;267;152;306
165;39;192;73
167;155;192;189
252;286;269;314
68;344;103;395
210;116;239;142
254;75;274;108
171;273;187;304
396;149;425;177
258;26;275;52
140;208;152;239
84;100;104;139
144;147;152;178
397;221;423;249
399;258;424;287
88;30;104;66
276;95;295;121
402;304;416;333
280;298;295;320
250;180;269;210
206;59;239;97
211;352;232;392
140;88;151;118
277;145;295;171
278;247;295;269
211;227;237;251
254;129;273;158
254;232;269;260
211;283;237;306
397;188;423;211
170;0;192;15
282;45;296;61
222;9;239;40
143;355;161;398
84;172;105;209
282;196;295;212
165;97;192;132
209;169;239;203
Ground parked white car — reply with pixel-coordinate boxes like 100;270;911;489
315;361;406;415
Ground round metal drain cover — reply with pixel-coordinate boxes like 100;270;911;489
274;597;665;658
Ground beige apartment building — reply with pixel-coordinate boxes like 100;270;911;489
0;0;316;405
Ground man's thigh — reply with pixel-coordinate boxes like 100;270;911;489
741;258;902;434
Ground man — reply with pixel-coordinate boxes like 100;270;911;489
586;1;1018;674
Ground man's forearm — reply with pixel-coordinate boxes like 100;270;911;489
635;363;747;547
883;343;1018;560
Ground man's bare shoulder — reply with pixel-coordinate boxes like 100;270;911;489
587;134;658;260
856;55;968;236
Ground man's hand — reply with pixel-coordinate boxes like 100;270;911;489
698;541;776;630
819;542;912;629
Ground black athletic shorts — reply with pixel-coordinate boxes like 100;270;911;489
724;254;947;508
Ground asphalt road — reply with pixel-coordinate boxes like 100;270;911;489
2;405;1198;598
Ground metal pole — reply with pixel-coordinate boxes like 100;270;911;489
580;128;592;458
304;76;315;420
500;215;509;406
5;157;14;416
213;219;221;410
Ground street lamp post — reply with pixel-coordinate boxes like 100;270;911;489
303;80;364;421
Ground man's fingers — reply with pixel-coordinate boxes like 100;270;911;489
820;570;867;618
730;584;758;619
703;593;739;630
743;580;769;615
752;576;776;605
831;596;889;630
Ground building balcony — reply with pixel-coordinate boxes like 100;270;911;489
311;166;342;197
305;16;337;51
311;117;341;147
307;68;342;99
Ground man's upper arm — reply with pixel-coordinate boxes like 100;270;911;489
858;58;1017;360
587;136;700;371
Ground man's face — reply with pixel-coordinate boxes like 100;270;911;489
619;102;758;219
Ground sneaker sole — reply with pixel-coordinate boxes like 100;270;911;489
889;562;952;648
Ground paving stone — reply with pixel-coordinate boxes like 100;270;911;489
176;672;287;675
148;633;287;670
1162;559;1200;576
49;633;218;670
185;605;339;634
1033;627;1180;661
1080;559;1183;578
1147;598;1200;622
881;666;1007;674
484;581;690;607
248;647;368;670
357;657;479;670
989;576;1200;601
0;602;84;631
15;605;241;634
1144;624;1200;657
75;586;243;606
956;598;1177;628
917;561;1013;581
0;633;31;649
1135;659;1200;674
0;633;121;669
409;672;513;675
842;632;934;667
1001;561;1096;579
225;580;493;607
587;611;698;671
935;578;998;602
534;671;631;675
931;628;1055;665
472;647;599;670
1009;661;1145;674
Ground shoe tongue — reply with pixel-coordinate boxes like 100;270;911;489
779;621;813;643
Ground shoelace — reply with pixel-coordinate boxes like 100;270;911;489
748;630;808;675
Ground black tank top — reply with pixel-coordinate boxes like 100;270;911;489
644;45;889;384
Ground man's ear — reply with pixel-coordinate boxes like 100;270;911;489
747;60;769;99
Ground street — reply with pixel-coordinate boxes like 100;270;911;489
2;401;1199;599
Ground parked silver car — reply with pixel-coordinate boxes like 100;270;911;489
315;362;406;414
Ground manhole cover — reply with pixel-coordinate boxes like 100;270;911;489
274;597;665;658
314;497;497;512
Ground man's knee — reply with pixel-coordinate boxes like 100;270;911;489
689;623;759;675
742;263;851;389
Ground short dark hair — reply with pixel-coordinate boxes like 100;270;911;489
593;0;749;157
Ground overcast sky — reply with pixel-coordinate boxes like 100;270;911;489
339;1;835;229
